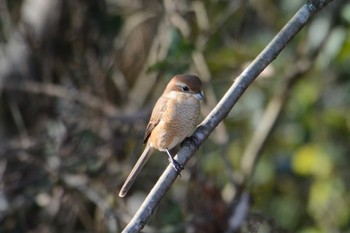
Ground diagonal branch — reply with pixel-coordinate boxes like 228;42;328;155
121;1;334;232
240;0;339;182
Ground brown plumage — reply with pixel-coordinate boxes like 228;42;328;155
119;74;204;197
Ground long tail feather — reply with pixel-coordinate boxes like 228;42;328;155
119;145;154;197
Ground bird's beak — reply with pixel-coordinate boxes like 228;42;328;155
194;91;204;101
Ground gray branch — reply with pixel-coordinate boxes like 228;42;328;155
121;1;334;232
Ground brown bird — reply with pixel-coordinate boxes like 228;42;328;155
119;74;204;197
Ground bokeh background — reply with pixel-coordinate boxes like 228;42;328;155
0;0;349;232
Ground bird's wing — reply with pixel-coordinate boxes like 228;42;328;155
143;95;168;144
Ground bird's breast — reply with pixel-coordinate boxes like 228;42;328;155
149;96;200;151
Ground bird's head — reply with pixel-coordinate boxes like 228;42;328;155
165;74;204;101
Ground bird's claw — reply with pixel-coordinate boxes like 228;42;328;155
181;135;199;150
168;157;184;175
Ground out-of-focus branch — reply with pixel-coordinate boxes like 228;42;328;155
0;0;14;39
191;1;239;184
0;81;120;117
223;1;341;232
121;1;334;232
126;6;173;109
240;0;338;181
0;80;154;125
61;174;120;232
240;60;312;179
0;80;152;126
0;0;61;80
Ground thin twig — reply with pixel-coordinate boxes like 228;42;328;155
121;1;334;232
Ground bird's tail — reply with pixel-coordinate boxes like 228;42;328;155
119;145;154;197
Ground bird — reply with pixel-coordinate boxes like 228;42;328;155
119;74;204;197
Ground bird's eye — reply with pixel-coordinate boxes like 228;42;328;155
181;85;190;92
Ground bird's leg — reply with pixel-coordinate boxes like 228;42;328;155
165;149;184;174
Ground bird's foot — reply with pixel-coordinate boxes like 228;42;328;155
168;156;184;175
181;135;199;150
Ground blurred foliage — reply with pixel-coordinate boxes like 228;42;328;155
0;0;349;233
